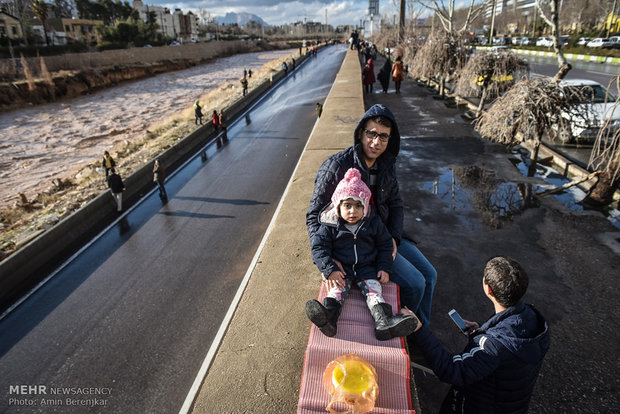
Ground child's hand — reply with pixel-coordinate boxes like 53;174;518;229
377;270;390;284
326;271;345;289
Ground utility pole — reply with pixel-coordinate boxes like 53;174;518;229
489;0;497;45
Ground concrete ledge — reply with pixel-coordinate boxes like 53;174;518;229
0;49;313;311
189;48;364;413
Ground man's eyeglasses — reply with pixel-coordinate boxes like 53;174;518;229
363;128;390;143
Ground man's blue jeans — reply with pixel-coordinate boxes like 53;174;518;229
390;240;437;325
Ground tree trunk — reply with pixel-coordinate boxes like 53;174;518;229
527;138;541;177
476;86;488;117
584;167;620;207
440;76;446;97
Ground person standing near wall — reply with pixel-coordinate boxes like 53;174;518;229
102;151;115;178
194;100;204;125
153;159;167;201
107;168;125;212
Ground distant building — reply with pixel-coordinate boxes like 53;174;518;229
0;11;23;42
132;0;198;42
363;0;381;37
47;18;103;45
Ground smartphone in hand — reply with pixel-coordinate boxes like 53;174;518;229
448;309;469;334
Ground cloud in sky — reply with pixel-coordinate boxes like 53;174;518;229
143;0;402;26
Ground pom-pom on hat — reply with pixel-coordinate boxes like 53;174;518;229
331;168;371;218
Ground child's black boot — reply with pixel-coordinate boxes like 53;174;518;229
371;302;418;341
305;297;342;337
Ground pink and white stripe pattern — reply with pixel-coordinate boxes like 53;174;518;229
298;282;415;413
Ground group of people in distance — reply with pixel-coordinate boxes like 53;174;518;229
305;104;550;413
363;52;404;95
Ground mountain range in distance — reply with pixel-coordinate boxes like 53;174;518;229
215;12;269;27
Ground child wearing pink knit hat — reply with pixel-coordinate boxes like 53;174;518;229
306;168;417;340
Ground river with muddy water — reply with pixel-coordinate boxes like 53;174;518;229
0;48;296;209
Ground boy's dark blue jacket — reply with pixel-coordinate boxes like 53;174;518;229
310;204;393;280
306;104;404;245
414;301;550;413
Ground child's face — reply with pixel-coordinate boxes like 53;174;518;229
339;198;364;224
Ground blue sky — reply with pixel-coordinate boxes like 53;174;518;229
143;0;403;27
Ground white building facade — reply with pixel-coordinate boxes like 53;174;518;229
363;0;381;37
132;0;198;42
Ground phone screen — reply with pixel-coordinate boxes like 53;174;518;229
448;309;468;332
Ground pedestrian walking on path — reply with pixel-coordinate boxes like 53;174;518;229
153;159;167;200
362;59;375;94
218;109;228;143
107;168;125;212
392;56;405;94
307;104;437;326
377;59;392;93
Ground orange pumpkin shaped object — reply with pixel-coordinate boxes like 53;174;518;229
322;354;378;414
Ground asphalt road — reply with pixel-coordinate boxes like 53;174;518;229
0;45;346;413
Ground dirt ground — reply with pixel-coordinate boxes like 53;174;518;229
0;48;298;260
364;56;620;413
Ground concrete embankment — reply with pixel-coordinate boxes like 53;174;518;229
186;48;367;413
0;47;314;313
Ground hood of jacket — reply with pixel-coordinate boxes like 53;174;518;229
353;104;400;160
482;302;550;365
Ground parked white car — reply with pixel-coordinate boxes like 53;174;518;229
536;37;553;47
576;37;590;46
586;38;612;48
551;79;620;144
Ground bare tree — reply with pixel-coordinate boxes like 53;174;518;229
475;78;587;180
586;77;620;207
535;0;571;80
415;0;489;35
31;0;50;46
410;30;468;97
455;49;529;117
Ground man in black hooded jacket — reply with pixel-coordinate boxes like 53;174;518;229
306;104;437;325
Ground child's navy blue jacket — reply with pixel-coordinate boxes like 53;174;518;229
310;204;393;280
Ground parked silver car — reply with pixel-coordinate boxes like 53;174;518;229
586;38;613;48
551;79;620;144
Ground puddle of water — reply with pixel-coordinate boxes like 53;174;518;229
423;149;620;230
423;166;526;229
512;147;620;229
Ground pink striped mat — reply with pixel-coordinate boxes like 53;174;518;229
297;282;415;413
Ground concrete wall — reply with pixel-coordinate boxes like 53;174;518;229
0;48;312;311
